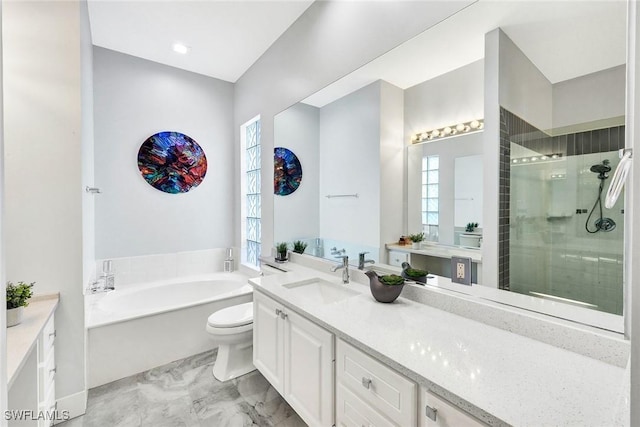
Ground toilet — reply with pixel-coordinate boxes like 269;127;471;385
206;302;256;382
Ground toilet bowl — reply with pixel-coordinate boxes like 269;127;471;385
206;302;256;382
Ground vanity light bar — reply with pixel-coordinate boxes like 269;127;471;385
412;119;484;144
512;153;563;164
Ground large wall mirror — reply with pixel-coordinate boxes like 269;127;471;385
273;1;627;330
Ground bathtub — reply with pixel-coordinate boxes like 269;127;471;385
86;272;254;388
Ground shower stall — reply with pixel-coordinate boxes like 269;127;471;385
502;108;625;315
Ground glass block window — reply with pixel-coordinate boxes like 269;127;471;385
422;155;439;241
241;117;261;268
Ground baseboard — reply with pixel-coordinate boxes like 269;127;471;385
53;390;87;424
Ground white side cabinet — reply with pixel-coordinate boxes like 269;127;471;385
253;291;334;427
419;388;486;427
336;338;417;427
37;314;57;426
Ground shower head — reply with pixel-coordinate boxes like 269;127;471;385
590;160;611;179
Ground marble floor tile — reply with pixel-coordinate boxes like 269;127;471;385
57;350;307;427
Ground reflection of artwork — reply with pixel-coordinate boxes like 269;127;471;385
274;147;302;196
137;131;207;194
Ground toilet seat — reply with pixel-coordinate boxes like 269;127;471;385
207;302;253;328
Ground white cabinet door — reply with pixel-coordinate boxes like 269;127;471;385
284;309;334;427
253;292;285;394
419;389;486;427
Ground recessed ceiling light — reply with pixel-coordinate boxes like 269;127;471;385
172;43;190;54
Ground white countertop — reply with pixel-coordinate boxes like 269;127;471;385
387;243;483;263
7;294;59;388
250;263;627;426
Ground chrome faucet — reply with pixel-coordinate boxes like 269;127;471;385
358;252;375;270
330;247;346;256
331;255;350;284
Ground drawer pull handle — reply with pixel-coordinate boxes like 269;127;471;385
275;308;281;316
361;377;372;389
49;331;56;339
426;405;438;422
50;367;57;375
280;312;288;320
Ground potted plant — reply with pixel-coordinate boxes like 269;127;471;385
275;242;289;262
465;222;479;233
292;240;308;254
408;232;425;249
364;271;405;303
401;262;428;284
6;281;35;327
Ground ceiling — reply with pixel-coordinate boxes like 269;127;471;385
87;0;315;83
303;0;627;107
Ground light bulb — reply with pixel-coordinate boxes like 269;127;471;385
443;127;452;135
456;123;465;132
432;130;440;138
470;120;480;129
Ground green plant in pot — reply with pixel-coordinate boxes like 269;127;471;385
292;240;307;254
364;271;405;303
465;222;479;233
408;232;425;248
401;262;428;284
275;242;289;262
6;281;35;327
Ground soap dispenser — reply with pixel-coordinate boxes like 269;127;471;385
224;248;234;273
102;260;115;291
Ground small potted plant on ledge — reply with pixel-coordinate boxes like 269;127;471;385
408;232;425;249
292;240;308;254
465;222;479;233
275;242;289;263
6;281;35;327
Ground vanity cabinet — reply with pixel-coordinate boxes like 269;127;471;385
419;388;486;427
253;291;335;426
336;338;417;426
37;314;57;426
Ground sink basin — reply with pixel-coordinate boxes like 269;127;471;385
283;278;360;304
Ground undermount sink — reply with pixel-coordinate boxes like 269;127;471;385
283;278;360;304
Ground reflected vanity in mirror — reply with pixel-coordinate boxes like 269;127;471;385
273;0;627;330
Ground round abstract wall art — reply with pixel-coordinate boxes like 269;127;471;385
137;131;207;194
274;147;302;196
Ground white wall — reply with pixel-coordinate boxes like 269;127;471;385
404;60;484;245
498;31;553;132
233;1;475;257
0;1;6;421
379;81;405;261
93;48;235;259
273;103;320;244
319;82;380;248
3;0;86;412
553;65;626;130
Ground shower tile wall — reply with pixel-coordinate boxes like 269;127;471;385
501;108;624;315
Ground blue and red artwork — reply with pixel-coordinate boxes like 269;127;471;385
274;147;302;196
137;131;207;194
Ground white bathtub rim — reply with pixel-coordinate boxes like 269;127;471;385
86;272;254;329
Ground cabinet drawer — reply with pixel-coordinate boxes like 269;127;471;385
38;386;56;427
38;315;55;364
337;339;416;426
388;251;409;267
38;351;56;403
420;390;486;427
337;383;396;427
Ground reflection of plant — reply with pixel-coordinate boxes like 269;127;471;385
276;242;288;260
292;240;307;254
409;232;425;243
404;268;428;279
6;281;35;309
380;275;405;286
465;222;479;233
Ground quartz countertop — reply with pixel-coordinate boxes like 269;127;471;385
250;263;627;426
7;294;59;388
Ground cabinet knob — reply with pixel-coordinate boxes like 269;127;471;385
280;312;288;320
361;377;372;389
425;405;438;422
275;308;281;316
